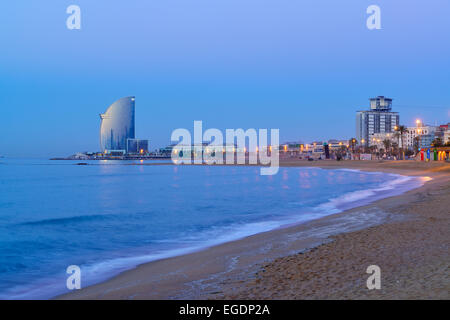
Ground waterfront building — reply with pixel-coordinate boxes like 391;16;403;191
127;139;149;154
419;134;435;149
356;96;399;147
311;142;324;153
104;150;126;156
370;132;397;150
170;142;243;161
444;129;450;145
405;120;437;150
435;123;449;143
327;139;349;150
100;96;136;152
280;142;304;155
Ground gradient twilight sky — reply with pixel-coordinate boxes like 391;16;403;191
1;1;449;157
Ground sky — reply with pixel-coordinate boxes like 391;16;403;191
0;0;449;157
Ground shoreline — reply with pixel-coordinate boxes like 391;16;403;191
58;160;450;300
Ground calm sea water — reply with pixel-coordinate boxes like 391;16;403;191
0;158;424;299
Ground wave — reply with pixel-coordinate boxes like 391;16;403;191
318;174;423;213
20;214;111;226
335;168;384;175
20;211;156;226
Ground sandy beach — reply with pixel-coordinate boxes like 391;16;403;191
59;160;450;300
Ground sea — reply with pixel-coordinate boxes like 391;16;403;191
0;158;425;299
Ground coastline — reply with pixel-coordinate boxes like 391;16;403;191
58;160;450;300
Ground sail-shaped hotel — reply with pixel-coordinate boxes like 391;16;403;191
99;96;149;155
99;96;136;152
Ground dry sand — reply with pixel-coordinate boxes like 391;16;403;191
59;160;450;300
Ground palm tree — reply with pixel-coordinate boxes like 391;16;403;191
394;125;407;159
368;145;377;155
413;136;420;155
431;138;443;147
382;139;391;155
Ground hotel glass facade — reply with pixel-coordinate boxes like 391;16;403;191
127;139;149;154
100;97;136;152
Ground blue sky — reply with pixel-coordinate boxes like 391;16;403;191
1;0;449;157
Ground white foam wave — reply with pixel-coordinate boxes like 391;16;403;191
319;174;421;213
